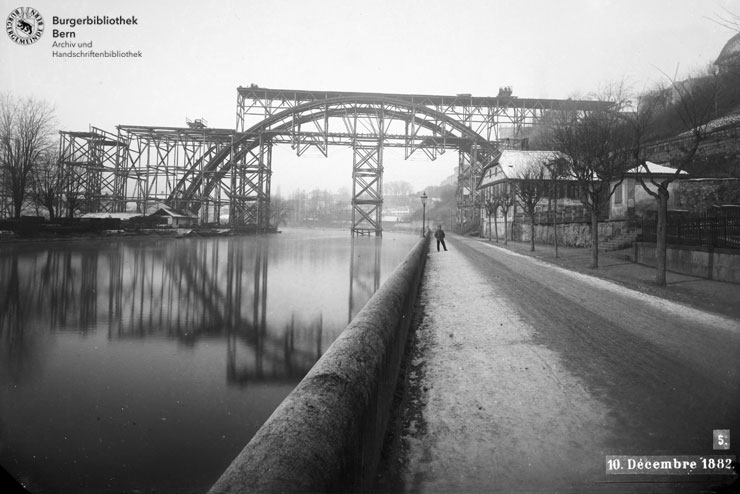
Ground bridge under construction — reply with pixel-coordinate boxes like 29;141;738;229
58;87;607;235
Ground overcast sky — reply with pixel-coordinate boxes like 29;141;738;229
2;0;737;194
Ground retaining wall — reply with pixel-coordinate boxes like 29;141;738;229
489;220;631;247
633;242;740;284
209;234;430;494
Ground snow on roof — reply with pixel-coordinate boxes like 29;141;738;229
81;212;143;220
497;150;566;179
479;150;568;189
625;161;688;176
148;203;197;218
676;111;740;138
687;177;738;182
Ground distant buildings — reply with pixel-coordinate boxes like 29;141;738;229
715;31;740;71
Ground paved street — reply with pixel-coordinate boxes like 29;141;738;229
385;234;740;493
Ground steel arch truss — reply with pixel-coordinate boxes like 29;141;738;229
116;125;235;220
232;88;607;232
236;87;610;146
55;88;609;231
198;94;502;234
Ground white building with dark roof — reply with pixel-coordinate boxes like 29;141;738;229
609;162;688;220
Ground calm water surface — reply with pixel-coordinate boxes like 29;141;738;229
0;228;419;493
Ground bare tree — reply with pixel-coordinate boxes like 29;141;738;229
384;180;413;196
711;7;740;33
62;164;89;218
269;196;292;227
30;149;63;220
634;71;720;285
484;197;499;242
545;156;570;258
513;164;546;252
0;95;56;219
546;85;634;268
498;187;515;246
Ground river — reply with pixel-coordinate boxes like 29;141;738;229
0;228;420;494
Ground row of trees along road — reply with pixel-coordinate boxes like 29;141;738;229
532;64;733;286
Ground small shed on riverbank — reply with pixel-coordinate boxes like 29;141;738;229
149;205;198;227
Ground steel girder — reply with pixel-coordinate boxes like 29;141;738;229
56;89;608;231
351;140;383;236
58;127;124;214
214;95;501;232
228;135;272;228
236;87;610;143
116;125;234;220
235;89;613;231
456;143;495;231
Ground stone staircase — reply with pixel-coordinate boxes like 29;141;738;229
599;230;640;251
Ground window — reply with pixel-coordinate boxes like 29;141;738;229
564;182;578;200
614;183;623;204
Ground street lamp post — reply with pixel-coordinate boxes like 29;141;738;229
420;191;428;237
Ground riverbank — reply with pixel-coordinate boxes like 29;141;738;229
0;226;281;244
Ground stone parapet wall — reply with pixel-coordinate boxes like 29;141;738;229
208;234;430;494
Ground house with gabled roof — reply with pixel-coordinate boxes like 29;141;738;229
478;150;575;196
148;203;198;228
476;150;587;239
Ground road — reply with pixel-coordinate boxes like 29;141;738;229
385;235;740;494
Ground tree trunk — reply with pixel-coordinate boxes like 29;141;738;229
488;215;492;242
590;209;599;268
655;188;669;286
553;196;559;259
530;215;535;251
493;214;499;243
44;195;55;220
503;210;508;246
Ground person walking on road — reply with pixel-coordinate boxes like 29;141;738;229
434;225;447;252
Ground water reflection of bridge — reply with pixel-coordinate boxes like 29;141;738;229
0;237;385;386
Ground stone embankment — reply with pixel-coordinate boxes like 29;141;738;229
208;234;429;494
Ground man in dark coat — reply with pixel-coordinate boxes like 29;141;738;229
434;225;447;252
